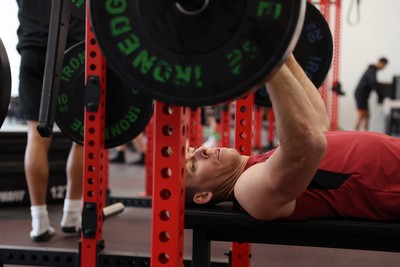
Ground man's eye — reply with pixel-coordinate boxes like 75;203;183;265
186;147;196;153
191;162;196;171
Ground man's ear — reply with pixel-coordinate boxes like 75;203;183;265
193;192;213;205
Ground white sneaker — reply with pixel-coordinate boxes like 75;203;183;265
30;226;55;242
61;212;81;234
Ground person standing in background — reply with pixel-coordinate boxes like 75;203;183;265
354;57;389;131
110;133;147;165
16;0;85;242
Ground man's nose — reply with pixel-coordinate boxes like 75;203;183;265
194;147;208;159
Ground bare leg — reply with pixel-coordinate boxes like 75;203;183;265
65;142;83;199
114;144;128;152
132;132;146;153
130;133;146;165
25;120;54;240
355;109;368;131
363;110;370;131
355;109;363;130
61;142;83;233
25;121;52;205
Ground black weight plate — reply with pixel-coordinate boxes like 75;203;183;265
0;38;12;129
55;41;154;148
89;0;306;107
69;0;85;21
255;2;333;107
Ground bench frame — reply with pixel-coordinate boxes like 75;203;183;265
185;206;400;267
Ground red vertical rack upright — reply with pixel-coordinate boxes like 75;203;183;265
221;104;232;147
80;1;108;266
188;107;203;148
267;108;275;148
331;0;342;130
253;106;263;151
151;102;187;267
145;116;155;196
231;94;255;267
319;0;332;124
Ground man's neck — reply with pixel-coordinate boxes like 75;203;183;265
215;155;249;202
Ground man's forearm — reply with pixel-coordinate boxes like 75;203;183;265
262;62;327;204
266;63;326;155
285;54;330;131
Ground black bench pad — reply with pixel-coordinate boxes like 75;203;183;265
185;204;400;252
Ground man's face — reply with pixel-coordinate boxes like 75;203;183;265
377;61;387;70
185;146;242;192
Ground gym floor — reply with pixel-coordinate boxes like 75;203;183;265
1;145;400;266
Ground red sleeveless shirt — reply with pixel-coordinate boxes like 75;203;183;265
240;131;400;221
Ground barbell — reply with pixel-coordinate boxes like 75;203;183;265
38;0;334;145
89;0;307;106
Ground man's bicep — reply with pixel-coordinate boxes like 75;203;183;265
235;148;317;220
234;150;300;220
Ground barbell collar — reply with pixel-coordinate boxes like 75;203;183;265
103;203;125;220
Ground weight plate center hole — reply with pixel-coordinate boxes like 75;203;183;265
175;0;210;15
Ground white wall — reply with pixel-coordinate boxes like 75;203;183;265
340;0;400;131
0;0;399;132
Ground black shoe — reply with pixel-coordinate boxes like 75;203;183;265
126;142;137;152
129;153;145;166
61;226;80;234
31;230;54;242
332;81;345;96
110;151;126;163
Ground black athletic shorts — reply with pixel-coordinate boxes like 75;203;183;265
354;89;369;110
18;47;47;121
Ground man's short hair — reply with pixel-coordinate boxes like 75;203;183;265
185;186;197;207
379;57;389;64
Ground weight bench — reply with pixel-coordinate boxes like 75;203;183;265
184;204;400;267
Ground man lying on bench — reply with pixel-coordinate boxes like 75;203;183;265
185;53;400;222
